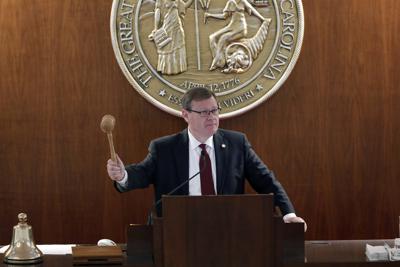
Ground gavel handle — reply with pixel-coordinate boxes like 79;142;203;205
107;133;116;161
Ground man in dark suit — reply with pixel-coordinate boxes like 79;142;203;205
107;87;306;227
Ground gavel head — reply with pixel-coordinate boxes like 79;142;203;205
100;114;116;134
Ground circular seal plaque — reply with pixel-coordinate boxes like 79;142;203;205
110;0;304;118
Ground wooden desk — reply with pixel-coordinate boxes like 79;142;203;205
285;240;400;267
0;254;153;267
1;240;400;267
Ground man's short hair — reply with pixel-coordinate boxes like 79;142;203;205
181;87;216;110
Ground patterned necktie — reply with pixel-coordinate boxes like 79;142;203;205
199;144;216;195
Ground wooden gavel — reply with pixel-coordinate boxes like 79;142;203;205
100;114;116;161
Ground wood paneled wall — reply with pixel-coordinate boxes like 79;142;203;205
0;0;399;243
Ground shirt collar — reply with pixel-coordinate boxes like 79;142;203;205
188;128;214;151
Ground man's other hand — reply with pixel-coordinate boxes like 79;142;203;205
284;216;307;232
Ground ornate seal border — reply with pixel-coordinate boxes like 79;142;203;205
110;0;304;119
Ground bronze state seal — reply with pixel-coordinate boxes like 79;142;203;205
110;0;304;118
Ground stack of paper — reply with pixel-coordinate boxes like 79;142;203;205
365;244;388;261
0;244;75;255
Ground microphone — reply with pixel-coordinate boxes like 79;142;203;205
146;152;207;225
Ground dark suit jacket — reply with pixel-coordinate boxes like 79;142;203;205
115;128;295;216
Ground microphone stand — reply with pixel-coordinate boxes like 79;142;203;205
147;152;207;225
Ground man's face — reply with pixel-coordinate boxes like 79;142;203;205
182;97;219;141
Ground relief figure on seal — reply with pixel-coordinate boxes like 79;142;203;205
148;0;194;75
204;0;271;73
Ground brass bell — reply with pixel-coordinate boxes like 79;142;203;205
3;213;43;264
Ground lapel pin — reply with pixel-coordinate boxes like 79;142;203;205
221;144;226;148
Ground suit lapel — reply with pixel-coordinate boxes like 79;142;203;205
173;129;189;195
214;130;227;194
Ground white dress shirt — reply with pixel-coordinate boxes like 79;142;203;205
187;129;217;195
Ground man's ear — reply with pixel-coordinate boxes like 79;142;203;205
181;109;189;123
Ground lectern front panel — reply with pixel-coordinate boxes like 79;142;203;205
162;195;275;267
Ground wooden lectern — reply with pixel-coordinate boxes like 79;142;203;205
127;194;304;267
